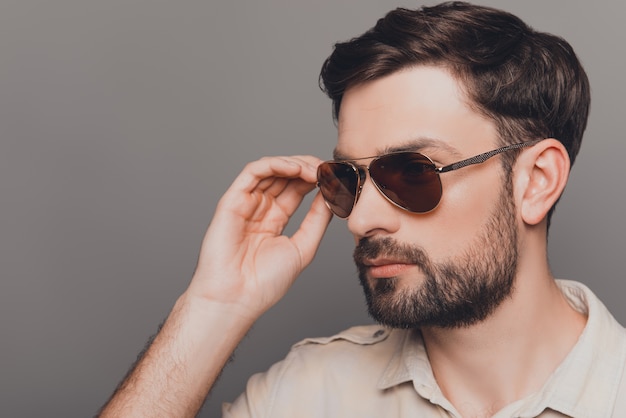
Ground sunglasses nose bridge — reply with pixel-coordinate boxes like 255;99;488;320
318;153;443;217
336;162;376;218
351;162;396;214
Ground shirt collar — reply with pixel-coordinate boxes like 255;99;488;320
377;280;626;417
377;328;431;390
514;280;626;417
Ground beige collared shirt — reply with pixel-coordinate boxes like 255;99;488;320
222;280;626;417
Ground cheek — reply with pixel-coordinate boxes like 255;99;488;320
399;169;504;257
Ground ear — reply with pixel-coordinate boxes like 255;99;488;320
515;139;570;226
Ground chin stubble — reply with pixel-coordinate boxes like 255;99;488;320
353;181;518;329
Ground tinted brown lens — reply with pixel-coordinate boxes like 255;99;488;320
369;152;442;213
317;162;359;218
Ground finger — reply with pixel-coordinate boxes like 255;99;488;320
272;179;318;219
257;176;289;196
289;155;325;169
263;155;325;199
212;155;322;229
245;178;316;228
219;156;318;220
230;156;318;196
290;191;333;267
256;155;324;194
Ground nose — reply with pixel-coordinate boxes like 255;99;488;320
347;175;401;240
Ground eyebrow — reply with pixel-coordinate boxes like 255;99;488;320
332;137;462;161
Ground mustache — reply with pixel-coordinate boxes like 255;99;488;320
353;237;430;267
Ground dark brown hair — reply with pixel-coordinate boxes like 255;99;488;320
319;2;590;224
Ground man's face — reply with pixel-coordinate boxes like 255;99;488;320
334;66;519;329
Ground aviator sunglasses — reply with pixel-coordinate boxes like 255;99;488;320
317;139;542;218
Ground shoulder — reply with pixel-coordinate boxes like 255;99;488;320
292;324;392;349
223;326;423;417
284;324;410;368
236;326;408;397
223;325;412;415
277;324;402;372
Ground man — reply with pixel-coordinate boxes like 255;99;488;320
99;2;626;417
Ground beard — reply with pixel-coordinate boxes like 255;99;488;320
353;177;518;329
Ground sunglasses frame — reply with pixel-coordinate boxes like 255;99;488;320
317;139;543;217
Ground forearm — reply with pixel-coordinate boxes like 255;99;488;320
99;155;330;416
99;292;257;417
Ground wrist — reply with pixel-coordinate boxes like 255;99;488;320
169;290;259;345
185;268;278;322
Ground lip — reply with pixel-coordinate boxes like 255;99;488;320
364;259;414;279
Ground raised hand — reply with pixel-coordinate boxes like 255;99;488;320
98;155;333;417
189;155;333;318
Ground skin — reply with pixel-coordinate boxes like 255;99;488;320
336;66;587;416
100;66;587;418
345;67;522;330
99;155;333;417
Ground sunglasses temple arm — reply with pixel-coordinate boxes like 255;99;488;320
436;139;543;173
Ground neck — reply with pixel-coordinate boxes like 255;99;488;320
420;258;587;417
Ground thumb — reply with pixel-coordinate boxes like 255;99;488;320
290;191;333;268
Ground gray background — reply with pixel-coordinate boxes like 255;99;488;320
1;1;624;417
